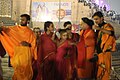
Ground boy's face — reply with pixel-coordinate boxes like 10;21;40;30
61;32;68;40
80;20;88;30
34;28;40;35
47;23;54;32
20;17;28;26
65;24;72;30
93;16;103;25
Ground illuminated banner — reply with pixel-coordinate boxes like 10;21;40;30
32;2;71;22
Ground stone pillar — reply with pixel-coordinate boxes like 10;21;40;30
25;0;31;14
12;0;20;21
12;0;31;22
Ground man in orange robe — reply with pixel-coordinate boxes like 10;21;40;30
0;14;37;80
77;17;95;80
37;21;57;80
92;11;116;80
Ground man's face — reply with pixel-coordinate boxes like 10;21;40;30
93;16;103;25
20;17;28;26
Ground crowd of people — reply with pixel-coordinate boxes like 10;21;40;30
0;11;116;80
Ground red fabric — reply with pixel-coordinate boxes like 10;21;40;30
56;40;72;80
37;32;57;80
37;33;56;62
77;36;86;68
77;29;93;68
67;33;79;68
77;29;95;78
77;30;86;68
72;33;80;42
68;33;79;79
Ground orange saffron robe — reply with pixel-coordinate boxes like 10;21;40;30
77;29;95;78
0;26;37;80
97;23;116;80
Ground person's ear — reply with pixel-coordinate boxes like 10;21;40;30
101;17;104;21
27;21;30;24
47;27;49;31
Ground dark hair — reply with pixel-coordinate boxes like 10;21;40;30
92;11;104;18
82;17;94;29
33;27;40;32
63;21;72;27
20;14;30;21
44;21;53;32
58;29;67;34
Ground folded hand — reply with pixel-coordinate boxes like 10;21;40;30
20;41;31;47
92;25;100;30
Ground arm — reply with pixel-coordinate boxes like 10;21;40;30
93;25;113;35
0;26;15;35
100;28;112;35
68;41;77;46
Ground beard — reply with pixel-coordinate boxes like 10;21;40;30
21;24;27;26
20;22;27;26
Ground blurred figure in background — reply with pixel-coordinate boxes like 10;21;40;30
32;27;41;80
33;27;41;46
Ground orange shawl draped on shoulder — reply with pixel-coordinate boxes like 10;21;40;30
97;23;116;80
0;26;37;60
0;26;37;80
100;23;116;52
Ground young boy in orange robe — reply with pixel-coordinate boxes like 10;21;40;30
77;17;95;80
92;11;116;80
